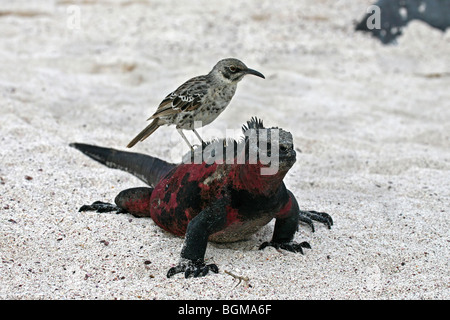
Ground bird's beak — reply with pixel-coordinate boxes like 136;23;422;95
244;68;265;79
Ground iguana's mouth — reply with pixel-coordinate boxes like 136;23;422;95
278;148;296;168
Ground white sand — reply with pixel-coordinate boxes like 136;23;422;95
0;0;449;299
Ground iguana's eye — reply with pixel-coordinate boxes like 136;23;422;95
228;65;237;73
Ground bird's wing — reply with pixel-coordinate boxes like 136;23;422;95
148;76;208;120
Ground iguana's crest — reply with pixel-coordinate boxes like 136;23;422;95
242;116;265;133
183;117;286;164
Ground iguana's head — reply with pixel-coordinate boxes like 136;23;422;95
189;117;296;171
187;117;296;196
241;117;296;174
234;117;296;195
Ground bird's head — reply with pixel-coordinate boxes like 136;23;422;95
211;58;265;83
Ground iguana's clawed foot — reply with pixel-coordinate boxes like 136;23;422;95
79;201;127;214
167;259;219;278
259;241;311;254
299;210;333;232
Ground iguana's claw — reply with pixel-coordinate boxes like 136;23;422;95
79;201;120;213
78;201;129;214
167;259;219;278
259;241;311;254
299;210;333;232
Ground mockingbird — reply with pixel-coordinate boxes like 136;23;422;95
127;58;265;150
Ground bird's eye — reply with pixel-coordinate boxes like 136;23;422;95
229;66;237;73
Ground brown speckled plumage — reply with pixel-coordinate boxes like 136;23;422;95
127;58;264;150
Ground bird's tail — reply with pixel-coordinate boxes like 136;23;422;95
126;119;160;148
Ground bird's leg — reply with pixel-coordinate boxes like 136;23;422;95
177;128;194;152
192;129;207;149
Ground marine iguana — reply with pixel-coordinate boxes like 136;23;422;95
71;117;333;278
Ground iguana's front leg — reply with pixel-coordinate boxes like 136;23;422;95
259;190;332;254
259;190;309;254
167;197;229;278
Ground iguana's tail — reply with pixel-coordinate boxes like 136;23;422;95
70;143;175;187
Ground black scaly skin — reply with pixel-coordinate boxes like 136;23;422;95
72;117;333;278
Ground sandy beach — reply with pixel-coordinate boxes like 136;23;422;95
0;0;449;299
